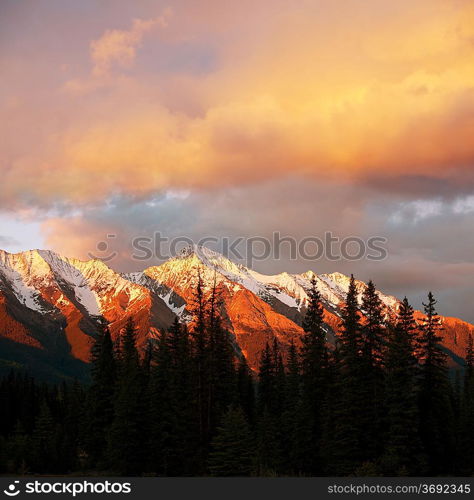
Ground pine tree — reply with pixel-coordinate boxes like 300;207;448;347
207;279;236;437
108;318;148;475
329;274;365;475
6;421;30;474
382;298;423;475
84;319;116;466
208;407;255;476
257;342;275;413
319;345;340;474
298;277;328;474
59;381;85;473
148;326;172;474
359;280;386;463
301;277;327;388
361;280;385;367
236;359;255;425
31;401;56;473
459;333;474;474
282;340;302;474
418;292;454;474
272;339;286;418
286;340;300;403
340;276;363;362
466;333;474;375
189;269;211;470
256;342;283;475
149;318;198;475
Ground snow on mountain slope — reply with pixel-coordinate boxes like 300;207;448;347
0;245;472;376
0;249;151;319
126;270;189;321
125;245;404;369
0;250;53;314
0;249;176;363
134;245;399;320
127;246;308;367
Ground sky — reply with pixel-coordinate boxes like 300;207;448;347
1;0;474;320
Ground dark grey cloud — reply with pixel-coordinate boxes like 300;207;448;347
364;172;474;200
0;235;19;247
44;176;474;323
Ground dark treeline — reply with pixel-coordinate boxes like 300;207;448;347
1;275;473;476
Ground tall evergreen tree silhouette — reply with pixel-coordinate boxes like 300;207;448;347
236;359;255;425
206;276;236;437
31;401;56;473
329;275;365;474
60;381;85;473
189;268;210;470
418;292;454;474
208;406;255;476
85;319;116;466
360;280;386;462
149;318;197;475
272;339;286;419
149;325;172;474
108;318;148;474
298;277;328;474
459;333;474;474
383;298;423;474
282;340;302;474
258;342;274;413
256;341;283;475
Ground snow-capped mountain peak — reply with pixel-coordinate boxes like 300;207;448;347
0;246;400;319
0;246;472;376
0;249;149;318
129;245;399;315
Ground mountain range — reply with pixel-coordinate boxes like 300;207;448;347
0;245;471;381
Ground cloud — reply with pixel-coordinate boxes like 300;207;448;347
0;213;45;252
90;11;172;77
453;195;474;215
3;0;474;322
39;177;474;322
64;9;172;93
2;0;474;209
40;178;371;270
389;195;474;225
0;235;19;247
389;200;444;224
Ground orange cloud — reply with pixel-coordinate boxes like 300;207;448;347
2;0;474;208
43;217;105;260
64;9;172;94
90;11;172;77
